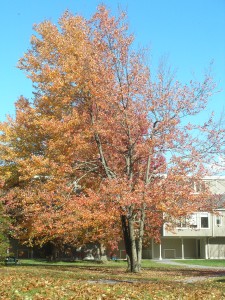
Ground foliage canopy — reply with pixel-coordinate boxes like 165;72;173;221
1;5;225;272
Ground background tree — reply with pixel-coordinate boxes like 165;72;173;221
0;200;10;260
1;5;225;272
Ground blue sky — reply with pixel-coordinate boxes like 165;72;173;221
0;0;224;121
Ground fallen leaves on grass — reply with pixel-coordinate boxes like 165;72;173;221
1;266;225;299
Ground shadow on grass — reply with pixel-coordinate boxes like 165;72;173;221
216;279;225;283
17;259;128;270
144;267;225;280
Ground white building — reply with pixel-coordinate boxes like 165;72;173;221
150;176;225;259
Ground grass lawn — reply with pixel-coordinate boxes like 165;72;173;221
174;259;225;267
18;258;178;268
1;260;225;299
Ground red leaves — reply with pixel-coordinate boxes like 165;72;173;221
0;5;223;254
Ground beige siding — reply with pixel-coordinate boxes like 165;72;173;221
209;238;225;258
183;239;197;258
150;238;199;259
204;178;225;194
212;211;225;236
162;239;182;259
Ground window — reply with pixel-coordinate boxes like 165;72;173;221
177;216;187;228
200;213;209;228
216;215;222;226
176;214;197;228
193;181;206;193
189;214;198;228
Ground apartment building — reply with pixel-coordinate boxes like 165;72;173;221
148;176;225;259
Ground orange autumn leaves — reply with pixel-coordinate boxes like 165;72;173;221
0;5;224;252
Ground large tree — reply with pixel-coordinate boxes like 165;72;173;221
1;6;225;272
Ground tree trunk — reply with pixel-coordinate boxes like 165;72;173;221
121;215;132;270
128;217;139;272
121;213;142;273
49;243;59;261
99;243;108;261
137;206;146;270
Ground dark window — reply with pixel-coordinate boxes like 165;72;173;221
201;217;209;228
216;216;222;226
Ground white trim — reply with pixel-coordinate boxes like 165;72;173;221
181;239;184;259
205;238;208;259
159;243;162;260
203;176;225;180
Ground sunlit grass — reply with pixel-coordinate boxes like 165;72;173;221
173;259;225;267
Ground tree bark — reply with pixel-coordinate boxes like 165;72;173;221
99;243;108;261
137;206;146;270
128;216;139;272
121;211;142;273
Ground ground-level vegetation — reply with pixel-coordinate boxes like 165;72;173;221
174;259;225;268
1;260;225;299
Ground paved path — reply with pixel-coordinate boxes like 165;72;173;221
153;259;225;270
153;259;225;283
88;260;225;285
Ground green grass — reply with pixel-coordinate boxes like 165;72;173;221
173;259;225;267
1;261;225;299
18;258;178;269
